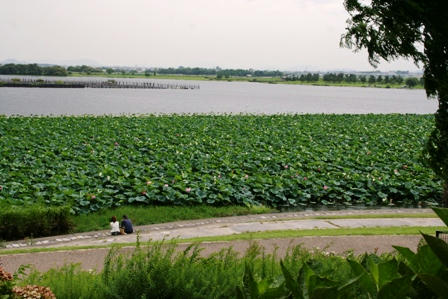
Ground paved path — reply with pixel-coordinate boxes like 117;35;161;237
0;236;423;273
0;208;443;273
2;208;440;250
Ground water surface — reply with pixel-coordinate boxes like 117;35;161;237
0;76;437;115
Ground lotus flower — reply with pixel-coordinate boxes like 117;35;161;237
185;187;191;193
164;184;168;187
323;185;328;190
146;180;152;185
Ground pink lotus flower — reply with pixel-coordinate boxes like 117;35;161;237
284;165;289;169
218;174;221;178
141;191;147;195
185;187;191;193
114;142;119;146
164;184;168;187
244;174;249;179
323;185;328;190
146;180;152;185
304;177;308;180
91;195;96;199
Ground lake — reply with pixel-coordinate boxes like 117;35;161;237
0;76;437;115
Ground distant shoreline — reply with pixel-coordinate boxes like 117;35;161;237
66;72;424;90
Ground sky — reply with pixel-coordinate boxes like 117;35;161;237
0;0;420;72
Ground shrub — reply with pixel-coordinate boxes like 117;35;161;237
0;205;73;241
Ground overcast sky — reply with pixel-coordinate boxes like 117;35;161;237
0;0;420;71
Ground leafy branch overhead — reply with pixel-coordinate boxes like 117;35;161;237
342;0;448;206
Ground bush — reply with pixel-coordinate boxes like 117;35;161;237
0;206;73;241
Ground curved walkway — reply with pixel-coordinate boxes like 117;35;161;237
2;208;440;250
0;208;444;273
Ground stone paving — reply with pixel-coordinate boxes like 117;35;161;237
2;208;441;250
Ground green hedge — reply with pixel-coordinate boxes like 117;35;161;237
0;206;73;241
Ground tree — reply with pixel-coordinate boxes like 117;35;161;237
376;75;382;83
42;65;67;76
341;0;448;206
405;77;418;88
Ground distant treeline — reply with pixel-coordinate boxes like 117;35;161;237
155;67;283;77
0;63;423;87
0;64;282;78
285;72;423;87
0;64;67;76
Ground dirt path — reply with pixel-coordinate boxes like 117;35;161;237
0;235;422;273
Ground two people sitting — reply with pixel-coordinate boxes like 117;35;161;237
110;215;134;236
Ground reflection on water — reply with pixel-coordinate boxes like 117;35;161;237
0;76;437;115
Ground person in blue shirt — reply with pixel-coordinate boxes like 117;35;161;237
121;215;133;234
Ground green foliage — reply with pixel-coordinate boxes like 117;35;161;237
19;242;355;299
433;207;448;226
0;63;67;76
0;115;442;214
0;205;73;241
67;65;101;74
23;264;102;299
405;77;419;88
342;0;448;205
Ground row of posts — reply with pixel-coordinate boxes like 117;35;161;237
0;78;200;90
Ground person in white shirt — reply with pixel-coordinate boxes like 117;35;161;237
110;216;120;236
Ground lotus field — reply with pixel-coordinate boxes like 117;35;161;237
0;115;442;214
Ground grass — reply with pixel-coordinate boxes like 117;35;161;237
72;205;274;233
181;226;445;243
268;212;438;223
1;226;443;255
